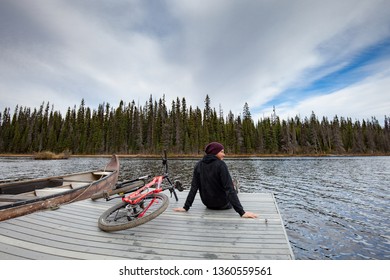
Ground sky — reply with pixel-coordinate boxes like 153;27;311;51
1;0;390;125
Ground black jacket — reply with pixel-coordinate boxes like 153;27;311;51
183;154;245;216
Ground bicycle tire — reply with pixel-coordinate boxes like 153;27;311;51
98;193;169;232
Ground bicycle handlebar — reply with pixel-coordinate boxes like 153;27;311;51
162;150;168;174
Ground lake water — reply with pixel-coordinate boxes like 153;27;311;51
1;156;389;260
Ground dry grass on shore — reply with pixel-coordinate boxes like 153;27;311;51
33;151;70;160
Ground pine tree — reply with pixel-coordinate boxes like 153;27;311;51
1;95;390;156
242;102;254;153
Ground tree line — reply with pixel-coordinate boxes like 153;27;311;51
1;95;389;155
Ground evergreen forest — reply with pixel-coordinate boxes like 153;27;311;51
1;95;389;156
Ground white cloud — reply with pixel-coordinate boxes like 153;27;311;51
0;0;389;124
272;61;390;124
167;0;390;115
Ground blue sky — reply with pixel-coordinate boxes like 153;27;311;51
1;0;390;124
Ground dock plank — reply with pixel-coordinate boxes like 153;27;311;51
0;192;294;260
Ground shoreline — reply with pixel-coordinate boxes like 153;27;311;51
1;153;389;159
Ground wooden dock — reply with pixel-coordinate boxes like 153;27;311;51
0;191;294;260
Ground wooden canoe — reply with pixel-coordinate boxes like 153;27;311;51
0;155;119;221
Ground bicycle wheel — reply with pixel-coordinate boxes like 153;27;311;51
98;193;169;232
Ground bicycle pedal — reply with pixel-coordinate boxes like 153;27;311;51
102;190;110;200
175;180;184;192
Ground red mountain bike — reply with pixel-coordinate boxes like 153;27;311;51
97;151;183;232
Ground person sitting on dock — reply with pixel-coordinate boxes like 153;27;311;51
174;142;258;219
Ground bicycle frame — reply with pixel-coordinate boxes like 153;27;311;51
122;175;166;205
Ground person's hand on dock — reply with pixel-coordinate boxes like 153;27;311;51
173;207;187;212
242;211;258;219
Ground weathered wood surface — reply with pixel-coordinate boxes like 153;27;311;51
0;191;294;260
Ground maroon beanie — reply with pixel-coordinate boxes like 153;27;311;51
205;142;224;155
